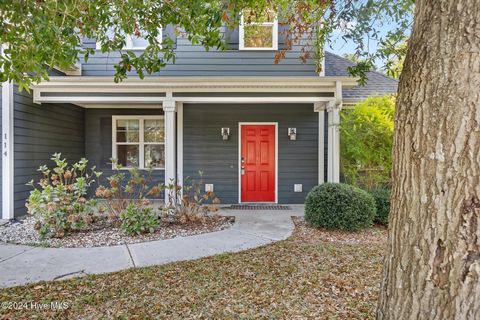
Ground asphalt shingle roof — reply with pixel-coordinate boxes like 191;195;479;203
325;51;399;102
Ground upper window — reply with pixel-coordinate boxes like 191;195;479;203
112;116;165;169
96;28;162;50
239;10;278;50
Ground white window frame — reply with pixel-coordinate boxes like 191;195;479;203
96;28;163;50
112;115;165;170
239;13;278;51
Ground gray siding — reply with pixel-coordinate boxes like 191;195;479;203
85;108;165;198
13;86;85;217
183;103;321;204
80;28;317;77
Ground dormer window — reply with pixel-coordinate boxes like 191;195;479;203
96;28;162;50
239;10;278;50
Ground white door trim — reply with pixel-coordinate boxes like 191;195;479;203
238;122;278;204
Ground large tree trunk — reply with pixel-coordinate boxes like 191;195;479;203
377;0;480;319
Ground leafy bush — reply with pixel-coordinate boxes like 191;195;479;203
26;153;102;239
340;95;395;189
120;203;159;235
370;187;391;225
164;171;220;224
305;183;376;231
95;161;162;220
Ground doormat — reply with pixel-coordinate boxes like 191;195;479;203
227;204;291;210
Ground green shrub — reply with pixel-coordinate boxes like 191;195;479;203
120;203;159;235
370;187;391;225
340;95;395;189
26;153;102;239
305;183;376;231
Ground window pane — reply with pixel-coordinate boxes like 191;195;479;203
130;35;149;48
145;145;165;168
117;145;139;167
244;9;275;23
244;25;273;48
116;119;139;142
144;119;165;142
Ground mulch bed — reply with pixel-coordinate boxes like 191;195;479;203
0;217;388;319
0;215;235;248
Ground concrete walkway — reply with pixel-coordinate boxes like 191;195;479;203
0;206;303;288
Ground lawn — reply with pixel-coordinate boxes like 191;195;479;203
0;219;387;319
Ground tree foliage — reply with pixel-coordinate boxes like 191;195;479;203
340;95;395;189
0;0;414;89
379;39;408;79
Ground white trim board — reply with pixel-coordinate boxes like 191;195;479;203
35;96;337;106
2;81;14;219
239;13;278;51
238;122;279;204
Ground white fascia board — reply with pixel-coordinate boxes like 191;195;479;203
31;76;356;105
34;76;359;89
53;62;82;76
36;96;336;105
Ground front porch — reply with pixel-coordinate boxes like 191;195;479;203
1;76;356;219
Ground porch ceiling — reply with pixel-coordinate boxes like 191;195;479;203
31;76;358;106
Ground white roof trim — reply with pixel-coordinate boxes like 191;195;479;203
34;76;358;89
53;63;82;76
31;76;357;105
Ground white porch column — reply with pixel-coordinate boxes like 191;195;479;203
176;102;183;196
2;80;14;220
326;81;343;183
327;100;341;183
163;99;176;202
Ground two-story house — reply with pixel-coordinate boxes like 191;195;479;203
0;18;398;219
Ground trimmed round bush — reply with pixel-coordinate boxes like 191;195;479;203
370;187;391;226
305;183;376;231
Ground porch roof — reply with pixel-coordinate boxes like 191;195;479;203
31;76;358;106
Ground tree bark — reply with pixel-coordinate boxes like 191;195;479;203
377;0;480;319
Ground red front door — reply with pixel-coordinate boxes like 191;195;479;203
241;125;276;202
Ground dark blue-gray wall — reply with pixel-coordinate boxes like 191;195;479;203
80;26;317;77
13;86;85;217
183;103;321;204
85;108;165;198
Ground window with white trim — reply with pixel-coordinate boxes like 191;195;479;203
96;28;162;50
239;10;278;50
112;116;165;169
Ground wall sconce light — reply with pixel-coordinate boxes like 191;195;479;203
221;127;230;140
288;128;297;140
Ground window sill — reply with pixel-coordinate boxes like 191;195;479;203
112;167;166;171
239;47;278;51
